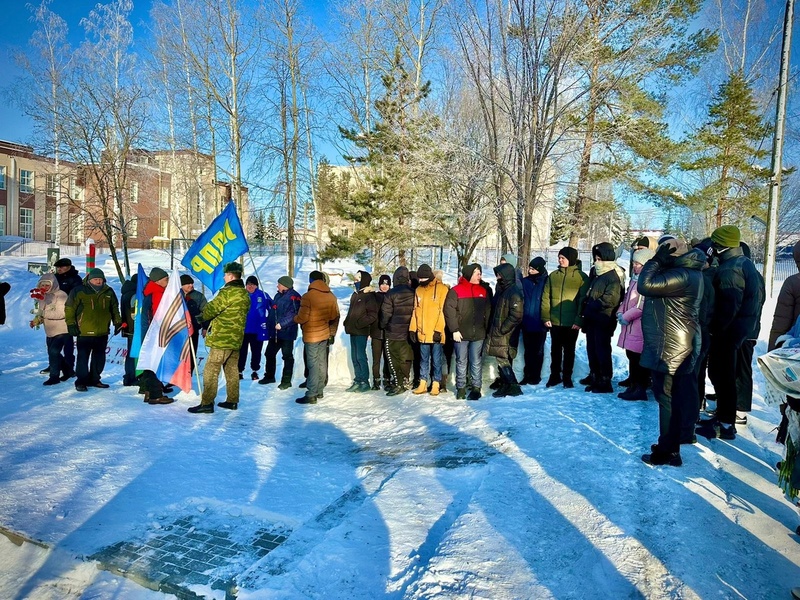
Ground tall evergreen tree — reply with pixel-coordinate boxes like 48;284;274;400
680;71;772;228
265;212;281;241
252;210;266;245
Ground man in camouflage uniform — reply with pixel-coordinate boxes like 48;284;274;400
188;262;251;414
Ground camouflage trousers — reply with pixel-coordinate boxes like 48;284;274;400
202;348;240;406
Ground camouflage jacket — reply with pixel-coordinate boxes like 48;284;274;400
201;279;251;349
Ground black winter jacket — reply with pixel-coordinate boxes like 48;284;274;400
120;276;137;337
638;249;705;375
370;291;387;340
344;287;379;336
485;263;524;359
380;267;415;341
56;267;83;296
443;277;492;341
582;263;623;333
710;247;764;346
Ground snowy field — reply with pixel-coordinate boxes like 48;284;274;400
0;249;798;599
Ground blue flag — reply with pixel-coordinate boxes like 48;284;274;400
129;263;148;361
180;201;249;293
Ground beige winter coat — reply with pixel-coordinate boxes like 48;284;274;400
35;274;69;337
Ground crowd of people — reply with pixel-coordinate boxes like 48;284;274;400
21;224;796;469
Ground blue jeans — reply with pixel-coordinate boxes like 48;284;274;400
420;343;443;383
454;339;483;389
349;335;369;383
305;340;330;398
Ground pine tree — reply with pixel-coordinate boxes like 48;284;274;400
680;71;772;228
549;195;572;246
265;212;281;241
252;211;266;246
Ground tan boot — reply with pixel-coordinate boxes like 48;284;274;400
412;379;428;394
430;381;440;396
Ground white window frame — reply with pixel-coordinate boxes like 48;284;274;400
46;174;58;196
160;186;169;208
159;219;169;238
20;170;34;194
0;166;6;190
46;210;56;242
19;208;34;239
130;181;139;203
0;206;6;235
127;218;138;238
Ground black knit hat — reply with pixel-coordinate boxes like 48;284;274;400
358;270;372;288
529;256;546;271
559;247;579;266
462;263;481;281
417;264;433;280
246;275;259;286
632;236;651;249
180;274;194;285
592;242;616;262
378;274;391;287
309;270;325;282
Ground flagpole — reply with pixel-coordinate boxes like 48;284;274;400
190;334;204;396
247;251;260;283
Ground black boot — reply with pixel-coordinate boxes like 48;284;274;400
489;376;502;390
546;373;562;387
618;385;647;401
579;373;594;386
591;376;614;393
494;366;522;398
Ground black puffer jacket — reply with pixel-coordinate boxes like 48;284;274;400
344;287;378;336
485;263;524;359
582;264;623;333
370;290;387;340
56;266;83;296
711;246;764;346
379;267;415;341
120;275;138;337
638;248;705;375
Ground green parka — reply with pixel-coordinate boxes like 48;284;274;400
64;280;122;336
541;265;589;327
201;279;250;349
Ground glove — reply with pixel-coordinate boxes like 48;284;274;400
409;331;418;344
68;324;79;336
653;243;676;265
616;313;629;326
433;331;442;343
30;287;46;301
452;331;463;343
114;322;128;335
328;336;335;346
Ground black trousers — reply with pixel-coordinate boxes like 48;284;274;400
75;335;108;386
238;333;264;373
265;337;295;384
549;326;579;379
522;330;547;382
736;339;755;412
371;337;391;383
387;339;413;387
585;325;613;380
46;334;72;380
625;350;649;388
653;365;696;453
708;338;739;425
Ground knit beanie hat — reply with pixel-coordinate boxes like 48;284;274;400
149;267;169;282
462;263;481;281
224;262;243;274
592;242;616;262
278;275;294;288
501;253;518;268
661;238;689;256
657;234;676;245
180;274;194;285
529;256;547;271
632;236;651;249
358;270;372;288
711;225;741;248
246;275;259;286
309;270;325;283
559;247;579;266
417;263;434;280
378;274;391;287
87;268;105;281
632;248;655;265
54;258;72;268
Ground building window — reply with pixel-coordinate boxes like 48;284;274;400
68;214;82;244
130;181;139;203
159;219;169;238
20;208;34;238
0;206;5;235
70;177;83;201
0;166;6;190
46;174;58;196
46;210;56;242
20;170;34;194
160;186;169;208
127;218;138;238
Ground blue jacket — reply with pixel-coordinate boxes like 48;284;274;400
245;288;272;340
521;272;548;333
269;287;302;341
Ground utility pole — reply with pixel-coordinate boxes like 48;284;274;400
764;0;794;298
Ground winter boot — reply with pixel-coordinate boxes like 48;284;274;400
259;376;276;384
456;387;467;400
346;381;360;392
618;385;647;401
641;447;682;467
372;380;382;391
501;366;523;397
412;379;428;395
439;376;447;393
618;376;632;388
356;381;372;393
489;377;502;390
579;373;595;386
430;381;440;396
562;378;574;388
467;387;482;401
546;374;562;388
591;376;614;393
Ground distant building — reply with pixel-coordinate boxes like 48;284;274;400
0;140;248;248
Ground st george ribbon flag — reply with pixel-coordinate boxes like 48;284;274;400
181;201;249;293
136;271;195;393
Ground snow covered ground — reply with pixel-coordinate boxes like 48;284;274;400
0;250;798;599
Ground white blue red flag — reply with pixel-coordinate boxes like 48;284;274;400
136;271;195;393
